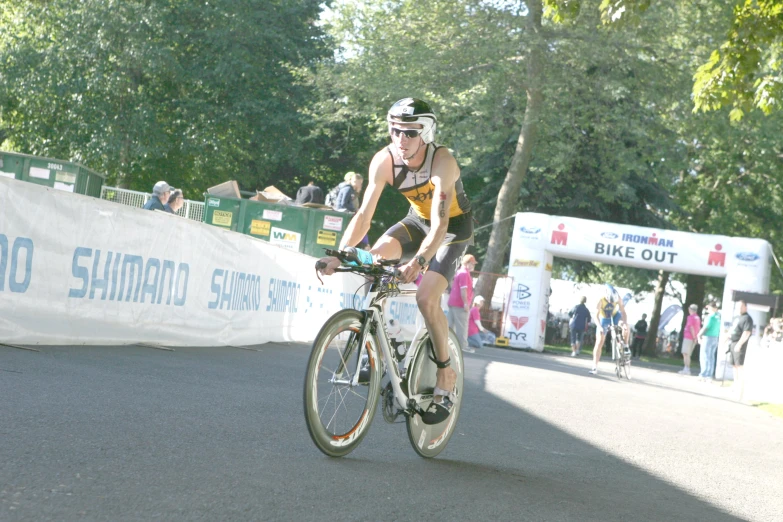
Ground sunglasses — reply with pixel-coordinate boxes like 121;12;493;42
391;127;422;138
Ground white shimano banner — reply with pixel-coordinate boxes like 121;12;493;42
0;177;379;347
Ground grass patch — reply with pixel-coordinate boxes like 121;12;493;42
755;403;783;419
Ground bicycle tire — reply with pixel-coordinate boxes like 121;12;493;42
622;351;632;380
613;339;622;379
303;309;382;457
405;328;464;459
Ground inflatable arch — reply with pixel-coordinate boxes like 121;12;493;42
503;213;771;375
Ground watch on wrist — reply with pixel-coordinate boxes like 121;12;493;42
415;255;429;269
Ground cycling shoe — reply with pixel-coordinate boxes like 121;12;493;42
420;386;457;425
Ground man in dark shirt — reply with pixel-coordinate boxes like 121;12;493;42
295;181;324;205
568;296;591;357
728;300;754;389
632;313;648;358
143;181;171;211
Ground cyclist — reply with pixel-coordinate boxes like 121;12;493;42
590;284;629;375
317;98;473;424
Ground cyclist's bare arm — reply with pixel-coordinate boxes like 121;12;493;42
318;152;390;276
339;151;390;250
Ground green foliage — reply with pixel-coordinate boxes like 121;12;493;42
0;0;330;197
545;0;783;118
692;0;783;117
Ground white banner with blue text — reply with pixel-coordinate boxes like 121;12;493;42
0;176;421;346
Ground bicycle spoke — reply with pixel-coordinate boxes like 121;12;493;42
323;386;351;432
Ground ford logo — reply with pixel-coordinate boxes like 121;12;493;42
520;226;541;234
601;232;618;239
736;252;759;262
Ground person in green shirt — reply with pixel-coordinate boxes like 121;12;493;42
697;301;721;381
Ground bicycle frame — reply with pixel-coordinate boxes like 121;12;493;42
609;316;627;359
353;284;428;412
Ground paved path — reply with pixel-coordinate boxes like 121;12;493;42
2;343;781;521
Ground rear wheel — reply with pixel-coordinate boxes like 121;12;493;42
303;309;381;457
405;328;464;458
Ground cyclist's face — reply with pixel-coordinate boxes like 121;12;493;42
391;123;423;145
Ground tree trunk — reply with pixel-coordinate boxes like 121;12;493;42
643;270;670;355
475;0;544;301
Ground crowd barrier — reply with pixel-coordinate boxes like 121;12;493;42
0;177;422;347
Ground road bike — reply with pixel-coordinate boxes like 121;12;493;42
610;320;632;380
304;249;464;458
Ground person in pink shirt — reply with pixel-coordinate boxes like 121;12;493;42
679;303;702;375
448;254;477;353
467;296;496;350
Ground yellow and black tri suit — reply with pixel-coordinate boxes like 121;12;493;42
383;143;474;282
597;297;622;333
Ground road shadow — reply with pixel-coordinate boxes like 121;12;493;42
0;343;761;522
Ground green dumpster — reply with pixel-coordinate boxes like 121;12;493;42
303;208;351;257
204;195;242;232
0;151;106;197
203;194;354;256
240;200;312;253
0;152;24;182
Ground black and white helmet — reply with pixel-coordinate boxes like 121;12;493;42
387;98;437;144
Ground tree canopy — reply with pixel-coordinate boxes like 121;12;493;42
544;0;783;119
0;0;330;196
1;0;782;298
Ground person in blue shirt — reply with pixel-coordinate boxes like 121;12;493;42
143;181;171;211
334;172;363;213
569;296;591;357
590;284;628;375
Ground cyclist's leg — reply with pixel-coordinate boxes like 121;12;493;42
416;270;455;390
370;235;403;260
372;213;425;261
592;323;607;370
423;216;472;385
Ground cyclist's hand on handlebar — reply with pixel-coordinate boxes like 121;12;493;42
397;260;421;284
315;256;342;276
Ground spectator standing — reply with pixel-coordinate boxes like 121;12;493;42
467;296;496;350
679;304;701;375
667;329;678;354
163;189;183;215
333;172;369;247
632;313;648;359
448;254;477;354
697;302;721;381
568;296;591;357
295;180;324;205
727;300;753;390
143;181;171;211
334;172;363;212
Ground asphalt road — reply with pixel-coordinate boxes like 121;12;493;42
2;342;781;522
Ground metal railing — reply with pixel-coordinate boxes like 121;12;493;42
100;186;204;222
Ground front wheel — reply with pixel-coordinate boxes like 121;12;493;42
303;309;382;457
622;350;632;380
405;328;464;458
